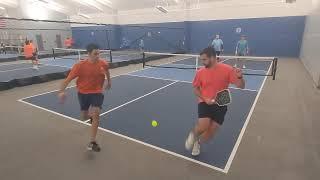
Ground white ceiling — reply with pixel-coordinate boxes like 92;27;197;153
0;0;217;15
0;0;285;19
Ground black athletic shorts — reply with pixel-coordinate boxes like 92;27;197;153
25;56;36;60
198;102;228;125
77;93;104;111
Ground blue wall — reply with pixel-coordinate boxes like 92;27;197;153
72;25;121;49
189;16;306;57
72;16;305;57
120;22;187;52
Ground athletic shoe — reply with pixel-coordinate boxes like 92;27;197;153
32;65;39;70
89;117;93;124
87;141;101;152
185;131;196;150
242;64;246;69
192;140;200;156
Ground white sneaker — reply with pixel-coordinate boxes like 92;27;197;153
233;64;237;68
242;64;246;69
32;65;39;70
192;140;200;156
185;131;196;150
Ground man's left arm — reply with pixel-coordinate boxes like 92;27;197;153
104;64;111;90
246;41;249;55
220;40;224;52
230;68;245;89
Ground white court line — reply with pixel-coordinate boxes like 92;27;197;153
126;74;258;92
223;62;273;173
126;74;192;84
18;98;225;173
83;81;179;120
0;67;35;72
0;64;70;73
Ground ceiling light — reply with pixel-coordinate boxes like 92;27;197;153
156;5;168;13
96;0;112;6
78;13;91;19
0;7;6;10
72;0;104;11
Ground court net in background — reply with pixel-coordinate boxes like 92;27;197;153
4;46;24;55
110;49;143;62
52;48;112;62
142;52;278;80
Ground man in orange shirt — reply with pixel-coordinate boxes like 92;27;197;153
185;47;245;156
58;44;111;152
23;40;39;70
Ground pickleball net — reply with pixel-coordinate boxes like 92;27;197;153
52;48;112;62
4;46;24;55
142;52;278;80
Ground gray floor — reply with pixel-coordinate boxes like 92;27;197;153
0;58;319;180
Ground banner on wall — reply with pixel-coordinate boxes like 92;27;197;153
235;27;242;34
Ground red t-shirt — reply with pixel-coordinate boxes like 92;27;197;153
23;44;34;58
66;59;109;94
192;63;238;102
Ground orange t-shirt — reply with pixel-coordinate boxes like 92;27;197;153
23;44;34;58
192;63;238;102
66;59;109;94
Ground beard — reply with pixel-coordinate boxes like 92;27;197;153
204;62;212;68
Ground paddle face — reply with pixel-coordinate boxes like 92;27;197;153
215;89;232;106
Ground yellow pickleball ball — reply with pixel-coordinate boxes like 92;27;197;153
151;120;158;127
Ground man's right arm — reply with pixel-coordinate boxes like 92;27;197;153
235;42;239;54
59;65;79;93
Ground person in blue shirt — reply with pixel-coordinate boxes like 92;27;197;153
139;39;144;51
235;35;249;68
211;34;224;59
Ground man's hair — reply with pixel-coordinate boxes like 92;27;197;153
86;43;100;53
200;47;216;58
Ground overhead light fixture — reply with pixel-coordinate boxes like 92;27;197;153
156;5;168;13
78;12;91;19
34;0;69;14
38;0;49;3
95;0;112;6
0;7;6;10
72;0;104;11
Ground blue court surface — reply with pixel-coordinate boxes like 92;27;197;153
19;57;272;173
0;53;19;59
0;59;70;83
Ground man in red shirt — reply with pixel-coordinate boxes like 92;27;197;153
23;40;39;70
185;47;245;156
58;44;111;152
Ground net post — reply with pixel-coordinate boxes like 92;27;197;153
18;47;21;55
271;58;275;77
109;50;112;63
52;48;55;60
195;56;199;70
272;58;278;80
77;50;81;62
142;52;146;68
